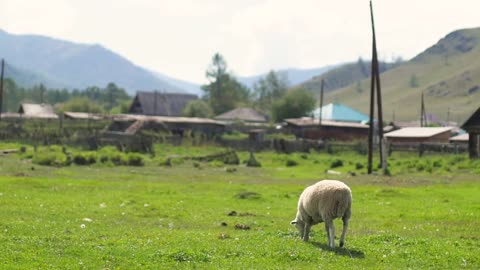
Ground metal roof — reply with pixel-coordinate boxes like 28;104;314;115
311;103;369;123
285;117;369;129
384;127;453;138
114;114;225;125
449;133;469;142
215;108;268;123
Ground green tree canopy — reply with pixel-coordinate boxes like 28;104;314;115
253;70;288;113
202;53;251;115
56;97;104;113
182;99;213;118
271;87;315;122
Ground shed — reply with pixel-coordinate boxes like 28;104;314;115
461;107;480;158
285;117;369;141
128;91;198;117
110;114;225;138
449;133;469;144
384;127;453;144
18;103;58;119
311;103;369;123
215;108;268;123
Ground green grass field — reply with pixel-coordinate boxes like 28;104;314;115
0;144;479;269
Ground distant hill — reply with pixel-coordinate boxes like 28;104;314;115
238;66;337;89
322;27;480;123
0;29;190;95
300;60;402;93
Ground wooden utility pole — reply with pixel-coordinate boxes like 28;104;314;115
420;92;427;127
319;79;324;126
368;0;387;174
0;59;4;121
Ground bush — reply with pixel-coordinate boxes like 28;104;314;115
111;153;128;166
73;152;97;165
330;159;344;168
355;162;364;170
286;159;298;167
127;153;144;166
32;152;68;167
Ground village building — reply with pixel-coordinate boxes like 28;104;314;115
384;127;453;144
18;103;58;119
449;133;469;145
214;108;268;124
311;103;370;123
284;117;369;141
461;107;480;159
128;91;198;117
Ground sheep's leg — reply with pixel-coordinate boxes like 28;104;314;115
339;214;349;248
303;223;311;241
325;219;335;248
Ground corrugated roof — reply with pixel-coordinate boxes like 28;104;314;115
215;108;268;123
311;103;369;123
285;117;369;129
18;103;58;119
115;114;225;125
129;91;198;116
449;133;469;142
64;112;106;120
384;127;453;138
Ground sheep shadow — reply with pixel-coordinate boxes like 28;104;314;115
311;242;365;259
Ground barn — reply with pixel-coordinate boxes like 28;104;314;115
128;91;198;117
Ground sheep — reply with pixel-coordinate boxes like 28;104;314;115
291;180;352;248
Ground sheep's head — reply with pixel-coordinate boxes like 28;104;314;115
290;219;305;237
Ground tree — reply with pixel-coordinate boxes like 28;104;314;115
271;87;315;122
182;100;213;118
202;53;251;114
59;97;104;113
253;70;288;112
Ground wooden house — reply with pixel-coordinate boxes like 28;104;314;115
128;91;198;117
461;107;480;158
384;127;453;144
284;117;369;141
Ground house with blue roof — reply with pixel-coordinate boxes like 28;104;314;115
311;103;370;123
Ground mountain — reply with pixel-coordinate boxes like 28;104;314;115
153;72;203;96
318;27;480;123
300;60;402;93
0;29;190;95
238;66;337;89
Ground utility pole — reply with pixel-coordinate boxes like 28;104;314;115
0;59;4;121
319;79;324;126
420;92;427;127
368;0;387;174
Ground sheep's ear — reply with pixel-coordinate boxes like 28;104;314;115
290;220;297;225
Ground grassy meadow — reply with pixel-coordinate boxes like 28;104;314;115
0;143;479;269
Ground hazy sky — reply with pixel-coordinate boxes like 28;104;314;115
1;0;479;84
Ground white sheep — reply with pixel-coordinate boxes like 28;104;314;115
291;180;352;248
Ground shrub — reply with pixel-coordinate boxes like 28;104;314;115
73;152;97;165
330;159;344;168
286;159;298;167
355;162;364;170
127;153;144;166
111;153;128;166
32;152;67;167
